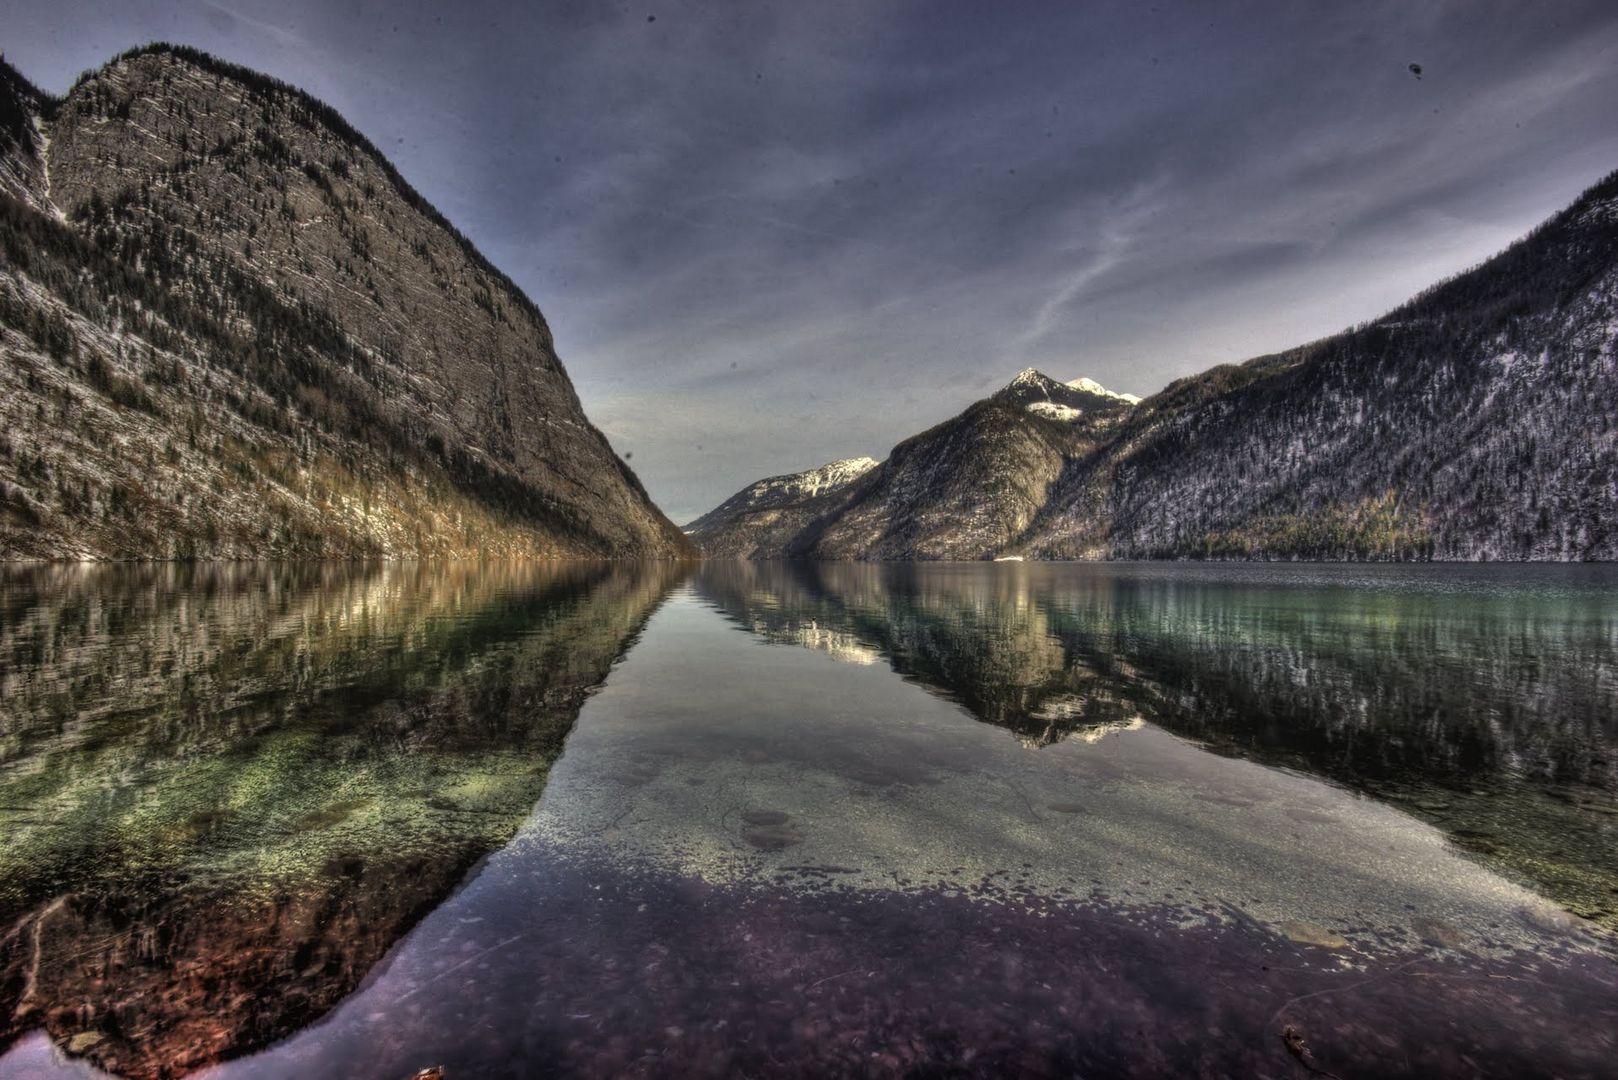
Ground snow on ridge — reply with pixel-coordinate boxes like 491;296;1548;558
791;456;880;496
1009;367;1059;388
1003;368;1140;405
1025;401;1084;422
1065;376;1141;404
738;456;878;501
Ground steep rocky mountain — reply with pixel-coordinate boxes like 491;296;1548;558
693;368;1139;560
684;456;877;558
1027;168;1618;561
694;168;1618;561
0;46;691;559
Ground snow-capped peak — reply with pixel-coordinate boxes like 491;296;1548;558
752;456;879;501
1003;369;1139;405
1064;376;1141;404
684;456;879;532
1009;367;1060;388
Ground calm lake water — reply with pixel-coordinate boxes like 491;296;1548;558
1;561;1615;1078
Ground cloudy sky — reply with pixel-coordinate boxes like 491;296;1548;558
7;1;1618;521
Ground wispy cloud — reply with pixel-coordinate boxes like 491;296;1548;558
1007;178;1168;361
198;0;307;50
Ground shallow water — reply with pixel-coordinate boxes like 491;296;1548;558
1;561;1615;1078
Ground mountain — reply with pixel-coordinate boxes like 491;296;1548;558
1027;170;1618;561
996;367;1142;417
692;368;1139;560
0;45;691;560
684;456;878;558
693;169;1618;561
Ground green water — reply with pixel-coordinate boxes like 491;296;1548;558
695;562;1618;928
1;560;1615;1078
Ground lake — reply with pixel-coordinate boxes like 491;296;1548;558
1;561;1615;1078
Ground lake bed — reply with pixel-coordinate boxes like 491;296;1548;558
2;561;1615;1077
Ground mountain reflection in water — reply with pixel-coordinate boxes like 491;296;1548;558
0;561;683;1079
1;560;1616;1079
695;561;1618;929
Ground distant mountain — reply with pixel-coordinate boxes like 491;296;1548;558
995;368;1141;417
0;45;691;559
692;368;1139;560
693;169;1618;561
684;456;878;558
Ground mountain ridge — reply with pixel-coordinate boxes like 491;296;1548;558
0;44;691;560
688;369;1139;561
692;168;1618;561
684;456;881;558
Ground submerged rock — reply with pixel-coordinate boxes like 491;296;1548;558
742;820;804;851
1412;917;1466;949
66;1032;104;1054
1278;919;1350;949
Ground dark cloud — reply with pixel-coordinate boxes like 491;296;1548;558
7;0;1618;521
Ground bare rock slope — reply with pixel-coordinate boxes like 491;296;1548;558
0;47;691;559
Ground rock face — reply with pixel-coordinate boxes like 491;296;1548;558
0;46;691;559
693;169;1618;561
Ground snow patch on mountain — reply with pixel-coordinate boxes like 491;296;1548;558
685;456;879;533
1065;376;1141;404
1025;401;1085;422
794;456;881;496
1000;368;1139;407
1008;367;1057;390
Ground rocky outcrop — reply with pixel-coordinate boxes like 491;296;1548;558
0;46;691;559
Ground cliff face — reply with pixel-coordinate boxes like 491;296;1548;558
0;46;691;559
692;171;1618;562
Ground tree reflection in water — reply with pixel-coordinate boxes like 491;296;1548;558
0;560;685;1078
